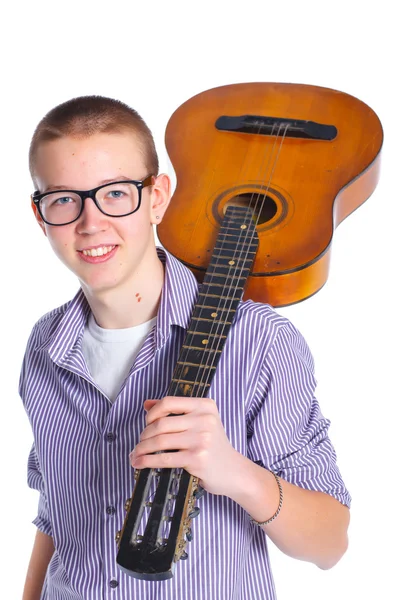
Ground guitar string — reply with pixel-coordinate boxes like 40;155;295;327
190;111;290;390
171;91;257;394
159;103;274;535
153;108;290;544
150;97;259;542
173;120;286;397
191;123;289;397
185;120;276;394
187;118;289;397
172;96;271;396
141;120;291;552
136;106;297;550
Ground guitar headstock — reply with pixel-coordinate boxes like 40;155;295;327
116;467;203;580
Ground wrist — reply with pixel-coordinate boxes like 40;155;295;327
226;453;281;522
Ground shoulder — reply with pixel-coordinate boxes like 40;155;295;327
24;298;75;352
234;299;292;341
234;300;315;372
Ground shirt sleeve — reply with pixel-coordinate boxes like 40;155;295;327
19;324;54;537
27;443;53;537
247;319;351;508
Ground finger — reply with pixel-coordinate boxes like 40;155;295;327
143;399;159;423
132;431;193;461
143;398;159;412
146;396;216;425
131;448;194;471
140;414;193;441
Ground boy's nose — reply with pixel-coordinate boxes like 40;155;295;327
76;197;109;233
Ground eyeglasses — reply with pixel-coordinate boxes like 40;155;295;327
32;175;154;226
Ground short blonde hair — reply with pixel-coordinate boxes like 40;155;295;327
29;95;159;183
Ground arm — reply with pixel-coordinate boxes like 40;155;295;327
226;450;349;569
130;396;350;570
22;529;54;600
131;312;351;570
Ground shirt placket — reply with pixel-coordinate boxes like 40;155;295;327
100;335;163;598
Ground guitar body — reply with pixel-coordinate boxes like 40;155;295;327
159;82;383;307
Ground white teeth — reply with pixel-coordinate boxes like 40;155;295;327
82;245;114;257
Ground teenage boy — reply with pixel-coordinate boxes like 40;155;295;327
21;95;351;600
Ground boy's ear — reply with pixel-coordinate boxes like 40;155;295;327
31;198;47;236
149;173;172;225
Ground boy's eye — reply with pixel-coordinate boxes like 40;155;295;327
55;196;75;205
44;194;78;208
108;190;125;199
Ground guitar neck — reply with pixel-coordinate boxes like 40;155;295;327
170;204;259;398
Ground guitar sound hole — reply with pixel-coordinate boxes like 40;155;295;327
224;193;277;224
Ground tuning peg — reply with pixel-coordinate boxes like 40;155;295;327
180;551;189;560
194;486;205;499
188;507;200;519
115;530;121;543
186;528;193;542
124;499;131;511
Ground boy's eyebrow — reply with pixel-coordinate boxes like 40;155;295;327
43;176;133;193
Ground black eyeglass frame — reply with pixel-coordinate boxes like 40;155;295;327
31;174;154;226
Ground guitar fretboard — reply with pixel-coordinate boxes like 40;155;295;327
169;205;259;398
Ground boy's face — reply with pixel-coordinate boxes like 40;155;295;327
32;131;170;297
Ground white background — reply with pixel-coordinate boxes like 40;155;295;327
1;0;398;598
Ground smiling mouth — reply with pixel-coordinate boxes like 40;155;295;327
81;245;116;257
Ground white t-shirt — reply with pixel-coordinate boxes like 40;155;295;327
81;313;157;402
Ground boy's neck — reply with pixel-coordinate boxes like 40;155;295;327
81;255;165;330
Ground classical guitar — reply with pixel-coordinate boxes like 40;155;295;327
116;82;383;579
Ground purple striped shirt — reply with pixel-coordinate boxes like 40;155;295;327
20;248;351;599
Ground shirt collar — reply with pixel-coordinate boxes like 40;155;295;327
154;247;199;348
42;289;91;366
38;248;199;362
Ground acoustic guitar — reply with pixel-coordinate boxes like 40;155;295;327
116;82;383;579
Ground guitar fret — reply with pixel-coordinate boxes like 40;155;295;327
176;360;217;369
213;244;257;252
171;378;211;386
195;305;237;312
219;222;253;229
198;293;242;301
187;331;227;338
201;280;245;289
209;255;254;262
182;345;222;352
204;273;247;281
190;316;233;324
215;232;244;238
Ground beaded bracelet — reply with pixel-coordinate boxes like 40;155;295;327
250;471;283;526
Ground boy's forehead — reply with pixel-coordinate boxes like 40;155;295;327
34;132;147;189
38;130;144;159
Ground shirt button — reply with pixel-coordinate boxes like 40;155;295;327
109;579;119;588
106;432;116;443
106;506;116;515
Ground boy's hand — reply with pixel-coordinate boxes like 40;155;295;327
129;396;241;497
